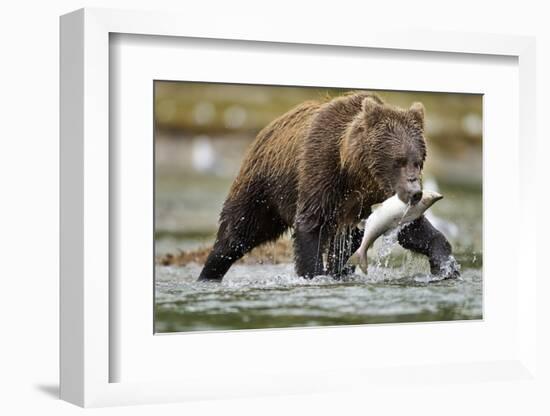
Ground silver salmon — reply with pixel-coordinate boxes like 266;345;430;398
348;190;443;274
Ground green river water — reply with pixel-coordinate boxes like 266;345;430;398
155;178;482;333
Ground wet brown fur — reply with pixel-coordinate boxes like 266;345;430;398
198;91;428;280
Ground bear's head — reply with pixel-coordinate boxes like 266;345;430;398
341;95;427;205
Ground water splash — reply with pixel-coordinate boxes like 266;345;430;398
155;263;482;332
441;255;462;280
364;227;403;282
356;200;412;282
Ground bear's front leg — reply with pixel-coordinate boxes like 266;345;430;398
293;225;329;278
397;215;460;279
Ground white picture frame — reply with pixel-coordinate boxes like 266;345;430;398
60;7;538;408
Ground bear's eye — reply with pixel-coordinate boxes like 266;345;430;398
394;158;407;168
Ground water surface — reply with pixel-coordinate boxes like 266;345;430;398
155;175;482;333
155;262;482;333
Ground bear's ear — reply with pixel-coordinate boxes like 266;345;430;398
361;96;383;126
409;102;425;128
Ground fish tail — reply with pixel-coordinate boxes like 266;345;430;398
347;251;368;275
347;251;360;266
358;257;368;275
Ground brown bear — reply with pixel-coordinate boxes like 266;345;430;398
198;91;457;281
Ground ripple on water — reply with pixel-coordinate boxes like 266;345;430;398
154;262;482;333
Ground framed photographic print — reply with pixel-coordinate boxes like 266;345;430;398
60;8;538;408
